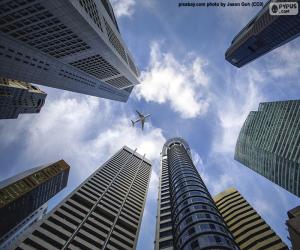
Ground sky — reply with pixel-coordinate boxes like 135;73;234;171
0;0;300;249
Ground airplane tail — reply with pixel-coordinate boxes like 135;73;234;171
131;120;135;127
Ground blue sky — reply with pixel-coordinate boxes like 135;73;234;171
0;0;300;249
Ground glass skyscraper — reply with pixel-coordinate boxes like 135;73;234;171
0;78;46;119
155;138;238;250
14;146;151;249
235;100;300;197
225;0;300;67
0;160;70;241
0;203;48;250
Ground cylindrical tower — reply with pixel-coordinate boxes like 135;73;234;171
156;138;238;250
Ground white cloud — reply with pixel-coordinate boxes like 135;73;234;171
1;91;165;183
267;44;300;78
134;41;211;119
110;0;136;18
191;149;203;167
252;198;277;218
0;90;165;250
213;68;265;154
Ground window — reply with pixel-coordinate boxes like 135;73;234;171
160;221;172;229
161;203;169;208
160;214;171;221
183;208;190;214
160;230;172;238
159;240;173;249
214;235;221;243
191;240;199;249
185;217;193;224
161;208;171;214
188;227;195;235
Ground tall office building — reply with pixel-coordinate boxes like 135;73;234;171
0;203;48;250
14;146;151;249
0;78;46;119
235;100;300;197
0;160;70;239
286;205;300;250
0;0;140;102
214;188;288;250
155;138;238;250
225;0;300;67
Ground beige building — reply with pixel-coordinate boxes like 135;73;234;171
214;188;288;250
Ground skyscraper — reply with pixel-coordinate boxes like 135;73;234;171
0;160;70;239
0;203;47;250
235;100;300;197
286;205;300;250
14;146;151;249
0;78;46;119
155;138;238;250
0;0;140;102
225;0;300;67
214;188;288;250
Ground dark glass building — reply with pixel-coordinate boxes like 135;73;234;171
214;188;288;250
0;160;70;239
14;146;151;249
235;100;300;197
0;203;48;250
155;138;238;250
225;0;300;67
0;78;46;119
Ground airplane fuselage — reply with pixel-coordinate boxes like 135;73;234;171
131;112;151;130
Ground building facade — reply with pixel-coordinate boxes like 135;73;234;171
214;188;288;250
14;146;151;249
225;0;300;67
0;0;140;102
286;205;300;250
0;203;48;250
0;160;70;239
0;78;46;119
235;100;300;197
155;138;238;250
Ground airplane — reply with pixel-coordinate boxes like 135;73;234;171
131;110;151;131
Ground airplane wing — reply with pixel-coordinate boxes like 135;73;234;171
136;110;143;118
141;119;145;130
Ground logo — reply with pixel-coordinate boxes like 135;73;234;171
269;2;298;15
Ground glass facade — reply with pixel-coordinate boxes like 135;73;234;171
235;100;300;197
225;0;300;67
0;203;48;250
0;77;46;119
0;160;70;240
155;138;238;250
